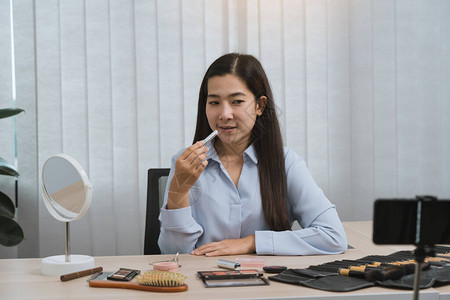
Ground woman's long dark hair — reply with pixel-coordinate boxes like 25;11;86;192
193;53;291;231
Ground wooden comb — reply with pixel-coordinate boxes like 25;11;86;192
89;271;188;293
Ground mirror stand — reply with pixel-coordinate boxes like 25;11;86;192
41;251;95;277
40;154;95;276
65;222;70;262
40;221;94;276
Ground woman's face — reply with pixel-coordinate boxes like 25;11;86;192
205;74;264;150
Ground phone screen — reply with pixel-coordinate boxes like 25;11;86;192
373;199;450;245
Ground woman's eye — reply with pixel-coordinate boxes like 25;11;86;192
232;100;244;105
207;101;219;105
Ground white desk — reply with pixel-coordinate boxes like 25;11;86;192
0;221;447;300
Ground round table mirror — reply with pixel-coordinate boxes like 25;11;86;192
42;154;92;222
40;154;95;276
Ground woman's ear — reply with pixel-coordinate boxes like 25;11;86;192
256;96;267;116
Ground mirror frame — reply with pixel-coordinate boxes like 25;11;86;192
41;154;92;222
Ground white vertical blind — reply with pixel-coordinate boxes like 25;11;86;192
109;0;141;255
259;0;285;138
135;0;160;254
284;0;306;158
416;0;442;195
350;0;374;221
396;0;419;197
60;0;92;255
181;0;207;145
244;0;260;57
13;0;39;259
373;0;397;200
158;1;184;166
327;0;352;220
85;0;116;256
0;0;16;259
34;0;65;257
442;0;450;198
305;0;329;194
1;0;449;258
0;0;14;182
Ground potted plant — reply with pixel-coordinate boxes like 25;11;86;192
0;108;25;246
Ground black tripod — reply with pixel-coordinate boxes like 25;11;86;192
412;196;438;300
412;245;435;300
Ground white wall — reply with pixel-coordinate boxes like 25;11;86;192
0;0;449;259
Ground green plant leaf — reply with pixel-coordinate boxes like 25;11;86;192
0;108;24;119
0;215;24;246
0;191;15;218
0;157;19;177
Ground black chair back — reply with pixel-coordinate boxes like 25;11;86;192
144;168;170;255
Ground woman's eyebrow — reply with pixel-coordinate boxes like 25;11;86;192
207;92;247;98
229;92;247;97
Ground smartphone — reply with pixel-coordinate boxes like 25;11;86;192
373;198;450;245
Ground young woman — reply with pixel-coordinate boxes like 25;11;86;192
158;53;347;256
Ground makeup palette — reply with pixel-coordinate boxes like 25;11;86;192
197;270;269;288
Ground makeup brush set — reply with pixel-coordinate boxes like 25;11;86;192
269;246;450;292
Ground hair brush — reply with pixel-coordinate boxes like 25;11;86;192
89;271;188;292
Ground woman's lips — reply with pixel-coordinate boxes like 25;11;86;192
218;126;236;133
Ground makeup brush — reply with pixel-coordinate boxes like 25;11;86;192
348;265;382;272
339;268;385;282
426;256;450;263
367;261;430;276
311;262;382;275
437;253;450;258
381;266;405;280
339;265;406;282
307;265;339;273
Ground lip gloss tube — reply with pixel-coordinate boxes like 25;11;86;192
203;130;218;145
217;259;241;270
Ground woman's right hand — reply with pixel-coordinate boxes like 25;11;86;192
167;141;209;209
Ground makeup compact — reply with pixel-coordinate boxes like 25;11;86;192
107;268;140;281
149;252;182;268
197;270;269;288
153;262;178;272
263;265;287;274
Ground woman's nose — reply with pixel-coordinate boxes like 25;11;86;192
219;104;233;120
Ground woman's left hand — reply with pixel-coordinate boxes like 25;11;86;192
191;234;256;256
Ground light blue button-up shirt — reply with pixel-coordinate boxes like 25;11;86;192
158;144;347;255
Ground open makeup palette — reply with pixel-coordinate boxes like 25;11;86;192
197;269;269;287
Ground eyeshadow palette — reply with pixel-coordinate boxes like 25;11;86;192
197;270;269;288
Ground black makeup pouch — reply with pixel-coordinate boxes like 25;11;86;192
377;265;450;289
269;266;449;292
270;269;375;292
269;247;450;292
271;268;375;292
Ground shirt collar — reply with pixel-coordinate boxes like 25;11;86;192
243;144;258;164
207;143;258;164
207;144;220;163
